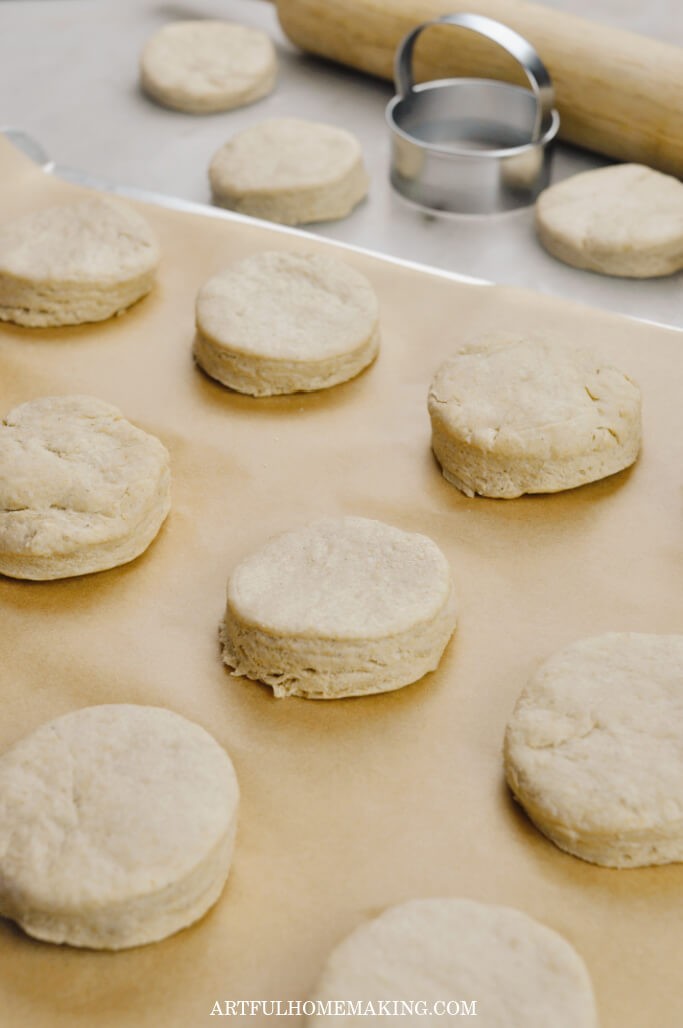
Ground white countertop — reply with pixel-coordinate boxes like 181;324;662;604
1;0;681;328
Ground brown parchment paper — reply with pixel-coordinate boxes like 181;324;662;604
0;134;681;1028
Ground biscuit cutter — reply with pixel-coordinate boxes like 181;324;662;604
386;13;560;214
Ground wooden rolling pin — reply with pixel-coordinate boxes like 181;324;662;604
271;0;683;176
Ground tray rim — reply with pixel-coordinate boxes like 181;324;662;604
4;126;680;336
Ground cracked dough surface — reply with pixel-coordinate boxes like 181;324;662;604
535;164;683;277
427;334;641;498
194;250;379;396
0;196;160;326
140;20;276;114
220;516;457;699
0;395;171;579
504;633;683;867
209;118;369;225
307;898;598;1027
0;704;239;949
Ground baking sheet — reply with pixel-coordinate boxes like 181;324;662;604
0;133;681;1028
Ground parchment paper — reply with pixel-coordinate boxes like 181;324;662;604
0;135;681;1028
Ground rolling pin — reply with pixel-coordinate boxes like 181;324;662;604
270;0;683;176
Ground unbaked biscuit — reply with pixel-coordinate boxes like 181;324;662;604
194;250;379;396
0;196;160;327
140;20;277;114
307;899;598;1027
0;395;171;579
209;118;369;225
428;334;641;498
535;164;683;277
220;516;457;699
504;633;683;867
0;705;239;949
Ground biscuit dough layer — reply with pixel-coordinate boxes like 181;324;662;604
220;516;457;698
0;197;160;326
0;705;239;949
0;396;171;579
194;251;379;395
428;335;641;498
505;633;683;867
535;164;683;277
209;118;369;225
140;20;276;114
307;899;598;1027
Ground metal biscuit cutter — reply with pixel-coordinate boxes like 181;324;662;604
386;13;560;214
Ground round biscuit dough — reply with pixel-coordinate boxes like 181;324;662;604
427;334;641;498
0;395;171;580
194;250;380;396
220;516;457;699
306;899;598;1027
208;118;369;225
0;705;239;949
140;20;276;114
0;196;160;327
535;164;683;277
505;633;683;868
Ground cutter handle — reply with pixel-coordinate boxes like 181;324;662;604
273;0;683;176
394;13;555;141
